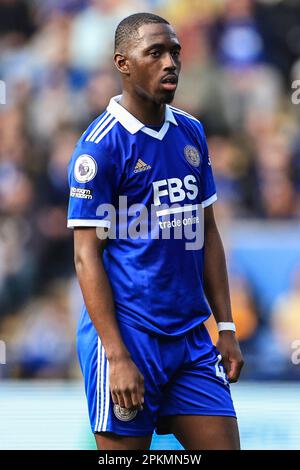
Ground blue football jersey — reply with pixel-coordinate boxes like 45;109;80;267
68;95;217;336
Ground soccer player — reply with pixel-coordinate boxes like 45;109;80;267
67;13;244;450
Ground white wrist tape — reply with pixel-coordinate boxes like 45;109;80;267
217;322;236;333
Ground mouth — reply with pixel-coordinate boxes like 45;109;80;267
160;74;178;91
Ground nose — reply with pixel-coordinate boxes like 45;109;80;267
163;52;177;71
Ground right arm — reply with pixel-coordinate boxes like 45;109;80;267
74;227;144;410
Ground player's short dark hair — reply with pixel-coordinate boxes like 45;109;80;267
114;12;170;53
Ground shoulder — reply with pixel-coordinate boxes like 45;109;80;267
83;110;120;144
76;110;121;158
169;105;206;136
68;111;124;183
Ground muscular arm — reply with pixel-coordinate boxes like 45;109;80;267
74;227;144;409
204;205;244;382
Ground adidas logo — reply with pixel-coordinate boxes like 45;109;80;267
134;158;151;174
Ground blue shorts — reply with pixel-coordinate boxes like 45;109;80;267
77;313;236;437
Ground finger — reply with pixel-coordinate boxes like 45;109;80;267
221;356;231;377
122;389;134;409
139;376;145;402
111;390;119;405
115;391;126;408
131;389;144;411
130;389;140;408
228;360;242;382
111;384;123;404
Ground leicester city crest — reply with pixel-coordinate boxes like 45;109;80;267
113;404;138;422
184;145;200;167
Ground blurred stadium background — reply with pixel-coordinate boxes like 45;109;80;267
0;0;300;450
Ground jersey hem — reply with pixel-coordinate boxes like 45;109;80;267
116;314;210;338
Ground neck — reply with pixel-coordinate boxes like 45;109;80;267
120;89;166;126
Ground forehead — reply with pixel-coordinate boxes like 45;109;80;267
136;23;180;48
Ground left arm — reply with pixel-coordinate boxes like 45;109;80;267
204;205;244;382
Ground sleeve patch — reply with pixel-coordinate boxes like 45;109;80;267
74;154;97;183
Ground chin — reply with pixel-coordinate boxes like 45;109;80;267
163;94;176;104
156;91;176;105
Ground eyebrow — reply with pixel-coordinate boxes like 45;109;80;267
145;43;181;52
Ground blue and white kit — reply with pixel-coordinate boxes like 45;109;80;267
67;95;236;435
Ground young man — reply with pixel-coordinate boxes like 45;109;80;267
67;13;244;450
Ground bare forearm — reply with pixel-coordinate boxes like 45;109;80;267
204;222;233;323
73;228;144;409
75;255;130;361
203;207;244;382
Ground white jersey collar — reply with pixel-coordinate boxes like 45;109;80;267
107;94;178;138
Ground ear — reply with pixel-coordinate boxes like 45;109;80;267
114;53;130;75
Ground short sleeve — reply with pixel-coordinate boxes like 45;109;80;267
198;122;217;208
67;139;121;229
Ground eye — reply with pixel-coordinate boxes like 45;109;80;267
150;50;161;57
172;50;180;58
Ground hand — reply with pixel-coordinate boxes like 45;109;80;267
216;331;244;383
109;355;145;410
